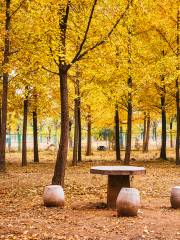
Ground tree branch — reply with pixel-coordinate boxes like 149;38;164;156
71;0;133;64
10;0;26;17
9;49;19;56
49;45;59;67
71;0;98;64
155;27;177;55
42;66;59;75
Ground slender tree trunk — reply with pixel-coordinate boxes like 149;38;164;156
33;110;39;163
176;3;180;165
22;94;28;166
77;81;82;162
124;27;133;165
152;121;157;142
0;108;2;140
160;78;167;160
142;112;147;153
72;97;79;166
115;106;120;161
7;114;11;152
176;79;180;165
86;106;92;156
170;119;174;148
120;126;124;148
144;114;150;152
52;2;70;185
77;103;82;161
0;0;10;171
159;52;167;160
124;77;132;165
69;120;73;148
52;68;69;186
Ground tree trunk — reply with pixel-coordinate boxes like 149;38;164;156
77;104;82;162
115;106;120;161
144;114;150;152
22;94;28;167
0;108;2;141
120;126;124;148
160;81;167;160
52;2;70;185
170;118;174;148
33;110;39;163
124;77;132;165
142;112;147;152
0;0;10;171
52;68;69;186
152;121;157;142
86;106;92;156
77;81;82;162
72;97;79;166
176;79;180;165
7;114;11;152
176;4;180;165
69;120;73;148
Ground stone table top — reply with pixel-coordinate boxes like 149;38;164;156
90;166;146;176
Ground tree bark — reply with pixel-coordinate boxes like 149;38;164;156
142;112;147;153
77;103;82;162
77;80;82;162
7;114;11;152
72;96;79;166
0;0;10;171
22;93;28;167
120;126;124;148
69;120;73;148
124;77;132;165
33;110;39;163
176;79;180;165
52;68;69;186
160;76;167;160
115;106;120;161
176;3;180;165
170;117;174;148
0;108;2;141
152;121;157;142
86;106;92;156
144;114;150;152
51;1;70;186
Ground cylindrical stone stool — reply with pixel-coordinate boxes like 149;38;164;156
116;188;140;217
170;186;180;209
43;185;65;207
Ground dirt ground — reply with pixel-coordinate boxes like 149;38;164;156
0;150;180;240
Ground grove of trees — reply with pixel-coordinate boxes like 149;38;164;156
0;0;180;186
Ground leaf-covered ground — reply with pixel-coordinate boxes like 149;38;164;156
0;150;180;240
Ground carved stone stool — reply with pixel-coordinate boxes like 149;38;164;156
116;188;140;217
170;186;180;209
43;185;64;207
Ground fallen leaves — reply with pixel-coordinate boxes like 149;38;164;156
0;151;180;240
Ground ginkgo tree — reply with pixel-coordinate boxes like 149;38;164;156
26;0;133;185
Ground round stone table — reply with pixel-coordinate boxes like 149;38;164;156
90;166;146;209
